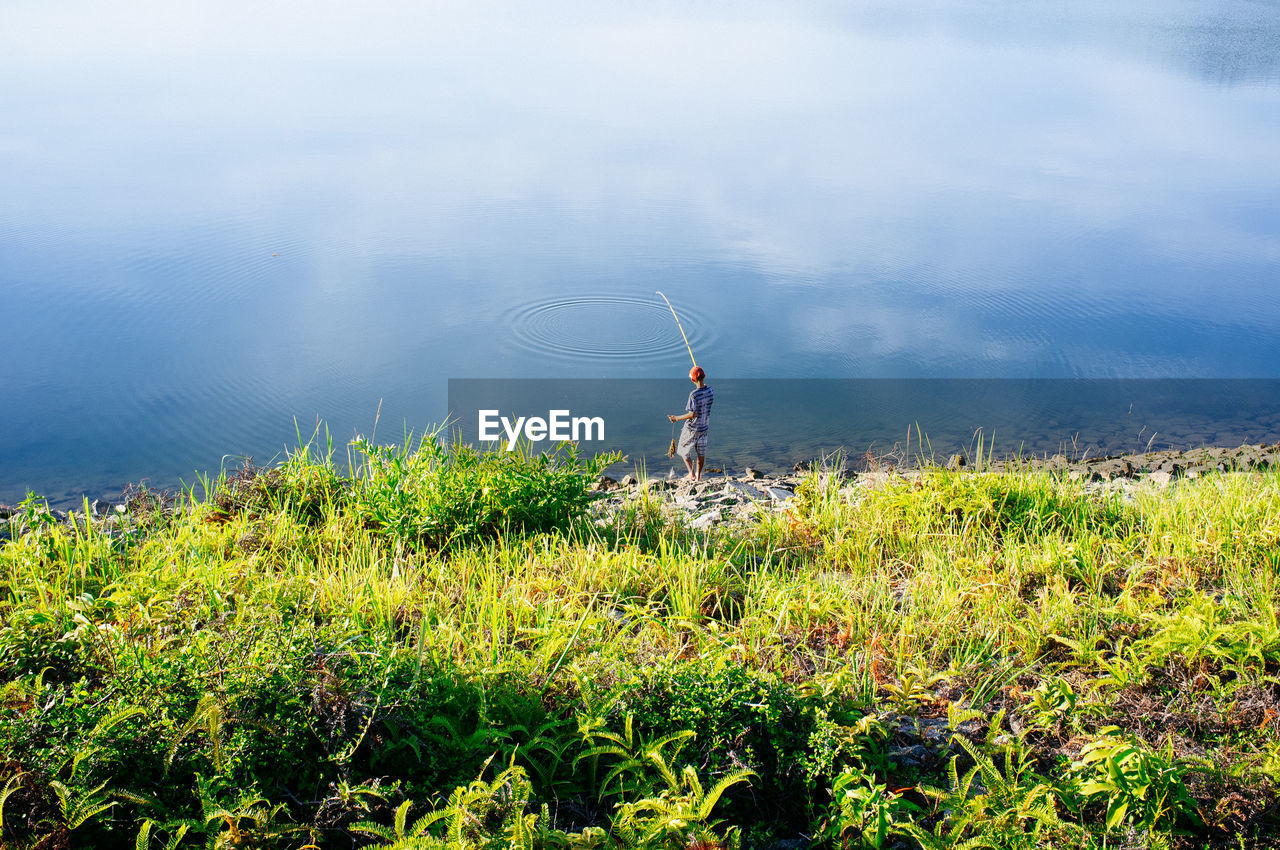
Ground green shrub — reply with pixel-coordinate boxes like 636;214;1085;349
1067;727;1200;834
603;658;819;831
351;434;620;551
817;768;918;849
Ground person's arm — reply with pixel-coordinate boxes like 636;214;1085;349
668;411;695;422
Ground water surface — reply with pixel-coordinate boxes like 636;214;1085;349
2;0;1279;503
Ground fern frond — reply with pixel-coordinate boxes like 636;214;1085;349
0;773;25;829
695;768;756;821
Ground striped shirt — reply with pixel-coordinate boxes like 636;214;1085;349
685;385;714;432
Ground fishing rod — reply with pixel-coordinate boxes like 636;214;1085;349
655;290;697;367
657;291;698;459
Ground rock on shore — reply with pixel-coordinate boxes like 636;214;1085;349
589;442;1280;530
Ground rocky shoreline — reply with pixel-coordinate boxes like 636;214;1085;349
3;442;1277;541
589;441;1280;529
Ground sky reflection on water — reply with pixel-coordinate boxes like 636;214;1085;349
1;0;1278;503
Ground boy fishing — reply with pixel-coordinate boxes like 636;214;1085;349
668;365;713;481
655;291;712;481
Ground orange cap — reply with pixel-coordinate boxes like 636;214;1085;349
689;365;705;381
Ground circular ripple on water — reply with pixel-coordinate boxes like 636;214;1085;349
504;295;715;361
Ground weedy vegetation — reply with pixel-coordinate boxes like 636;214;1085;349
1;430;1278;848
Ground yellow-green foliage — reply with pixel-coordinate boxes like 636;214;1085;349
1;449;1278;848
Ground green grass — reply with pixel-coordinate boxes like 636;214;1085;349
1;437;1278;848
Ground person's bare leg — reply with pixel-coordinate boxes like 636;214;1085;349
683;456;696;480
695;455;705;481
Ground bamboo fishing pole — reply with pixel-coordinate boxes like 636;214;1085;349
657;291;698;458
655;290;697;367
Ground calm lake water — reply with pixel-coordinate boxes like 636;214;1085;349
3;1;1280;504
